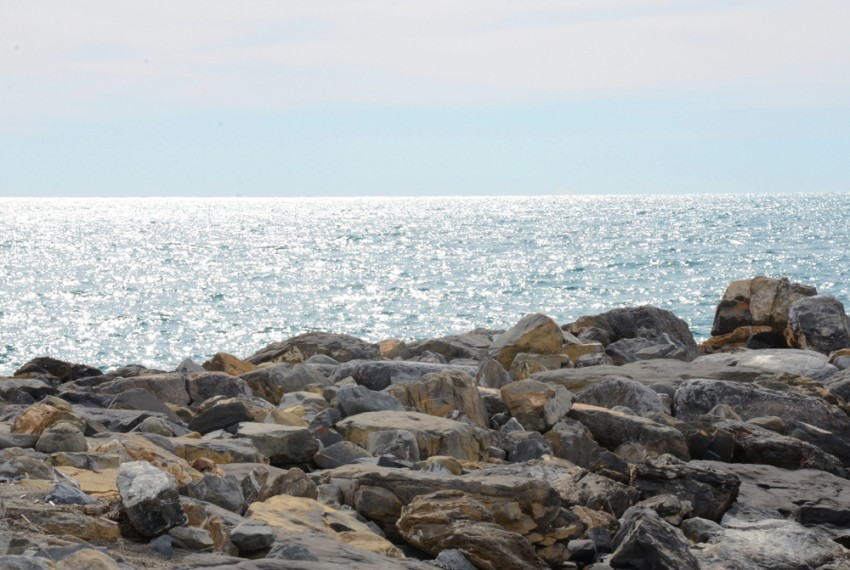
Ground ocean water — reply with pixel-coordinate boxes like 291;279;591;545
1;194;848;373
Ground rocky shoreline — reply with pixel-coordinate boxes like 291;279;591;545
3;275;850;569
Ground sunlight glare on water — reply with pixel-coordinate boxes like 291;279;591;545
1;194;849;371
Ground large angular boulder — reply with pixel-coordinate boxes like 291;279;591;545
188;397;272;434
93;373;190;406
247;332;380;365
500;379;572;432
567;404;689;460
488;313;564;371
239;364;331;405
202;352;257;376
693;349;838;381
334;385;404;417
567;305;698;361
785;295;850;354
186;371;252;404
327;361;478;391
337;411;490;461
674;378;850;438
13;356;102;382
407;329;496;361
385;369;489;429
117;461;187;537
694;509;850;569
694;461;850;527
235;422;319;465
315;463;561;538
710;275;816;340
573;377;665;415
630;454;739;522
610;506;699;570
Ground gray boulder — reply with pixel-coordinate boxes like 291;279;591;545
239;364;331;405
181;473;246;513
117;461;187;537
247;332;380;365
610;506;699;570
314;441;373;469
35;421;87;454
327;361;478;391
568;305;698;361
186;371;251;404
334;385;404;417
693;349;838;381
786;295;850;354
573;377;665;415
235;422;319;466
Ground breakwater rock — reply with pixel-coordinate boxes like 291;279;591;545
2;275;850;568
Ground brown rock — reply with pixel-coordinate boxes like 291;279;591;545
488;313;563;370
202;352;257;376
385;369;489;429
55;549;121;570
509;353;572;381
337;411;490;462
500;379;572;432
13;403;84;435
711;276;816;338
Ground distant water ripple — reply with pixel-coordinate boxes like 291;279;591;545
1;194;848;371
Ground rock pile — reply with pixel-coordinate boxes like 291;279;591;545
1;276;850;569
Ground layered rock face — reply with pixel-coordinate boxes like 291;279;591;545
2;277;850;569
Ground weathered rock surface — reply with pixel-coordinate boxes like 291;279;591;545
573;377;665;415
488;313;564;370
247;332;380;365
567;404;689;459
610;506;699;570
500;379;572;432
407;330;496;361
337;411;490;461
710;275;816;339
328;361;478;391
235;422;320;465
694;348;838;381
334;385;404;417
117;460;187;537
386;369;490;428
568;305;698;361
239;364;331;404
786;295;850;354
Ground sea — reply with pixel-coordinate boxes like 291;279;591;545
1;193;848;373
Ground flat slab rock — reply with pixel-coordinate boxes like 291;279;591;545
336;411;490;462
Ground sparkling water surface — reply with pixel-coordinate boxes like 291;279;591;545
2;194;848;372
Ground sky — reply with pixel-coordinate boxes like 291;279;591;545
1;0;849;196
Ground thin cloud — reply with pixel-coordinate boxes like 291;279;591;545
1;0;849;124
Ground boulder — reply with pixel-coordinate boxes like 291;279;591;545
13;402;84;435
568;305;698;361
365;429;420;461
693;348;838;381
239;364;331;405
35;421;87;453
610;506;699;570
695;508;850;569
630;454;739;522
107;387;184;424
54;549;122;570
246;494;398;557
334;385;404;417
92;373;190;406
0;377;56;403
500;379;572;432
567;404;689;459
235;422;320;465
573;377;665;415
315;463;561;538
785;295;850;354
509;352;571;380
117;461;187;537
475;358;512;389
188;397;272;434
545;419;603;468
172;437;267;465
231;521;277;554
0;447;55;480
407;329;496;361
328;361;478;391
674;378;850;439
488;313;563;370
714;419;845;476
710;275;816;339
186;371;252;404
431;521;550;570
92;433;202;486
694;460;850;527
202;352;257;376
259;466;318;501
181;473;246;513
13;356;101;382
385;369;489;429
314;441;373;469
247;332;380;365
337;411;490;462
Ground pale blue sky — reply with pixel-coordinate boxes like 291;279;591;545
2;0;849;196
